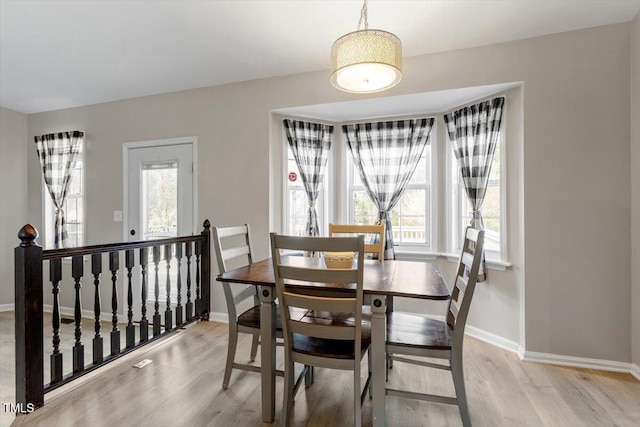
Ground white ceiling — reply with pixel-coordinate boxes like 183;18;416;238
1;0;639;114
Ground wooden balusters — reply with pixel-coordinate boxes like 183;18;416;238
185;242;193;321
50;258;63;383
164;244;173;331
153;246;162;336
195;240;201;317
109;252;120;356
126;250;135;348
72;255;84;374
139;247;149;342
175;243;183;326
91;254;103;365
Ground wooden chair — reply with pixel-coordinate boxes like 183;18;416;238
270;233;371;427
329;223;385;260
385;227;484;427
213;224;307;389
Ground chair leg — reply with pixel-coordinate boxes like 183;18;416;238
385;353;389;381
451;352;471;427
354;362;362;427
249;334;259;362
282;359;295;427
223;324;239;389
304;365;314;387
368;350;372;398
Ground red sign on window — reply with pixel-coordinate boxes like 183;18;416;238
288;172;297;182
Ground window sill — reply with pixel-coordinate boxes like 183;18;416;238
395;251;512;271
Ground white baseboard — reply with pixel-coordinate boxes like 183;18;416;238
631;363;640;381
0;303;15;312
465;324;520;354
209;311;229;324
521;350;633;374
517;345;526;360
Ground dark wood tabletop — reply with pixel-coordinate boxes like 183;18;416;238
217;257;450;300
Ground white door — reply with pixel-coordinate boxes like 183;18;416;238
125;141;195;321
127;143;194;241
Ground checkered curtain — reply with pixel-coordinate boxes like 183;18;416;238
444;97;505;281
283;119;333;237
34;131;84;248
343;118;434;260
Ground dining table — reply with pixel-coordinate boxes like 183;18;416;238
216;257;450;427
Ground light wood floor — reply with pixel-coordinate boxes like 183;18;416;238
1;311;639;427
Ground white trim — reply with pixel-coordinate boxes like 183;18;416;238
465;324;520;354
631;364;640;381
517;345;526;360
395;251;512;271
395;251;438;261
0;303;15;312
209;311;229;324
521;350;634;374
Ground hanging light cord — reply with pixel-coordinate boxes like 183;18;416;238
357;0;369;30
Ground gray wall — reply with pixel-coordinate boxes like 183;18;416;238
25;23;632;362
0;107;28;306
631;11;640;369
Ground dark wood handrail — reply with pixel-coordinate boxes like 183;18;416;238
42;234;206;260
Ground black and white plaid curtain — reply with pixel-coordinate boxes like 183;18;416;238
34;131;84;248
283;119;333;237
343;118;434;260
444;97;505;281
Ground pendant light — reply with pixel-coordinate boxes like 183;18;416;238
330;0;402;93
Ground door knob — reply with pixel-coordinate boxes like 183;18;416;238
130;230;136;236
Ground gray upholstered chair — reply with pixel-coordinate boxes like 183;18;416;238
385;227;484;427
270;233;371;427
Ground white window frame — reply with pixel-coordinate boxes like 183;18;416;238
446;119;507;264
345;119;437;254
43;141;85;249
282;129;330;236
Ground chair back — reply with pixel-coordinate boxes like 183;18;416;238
270;234;366;361
447;227;484;346
212;224;258;321
328;223;385;260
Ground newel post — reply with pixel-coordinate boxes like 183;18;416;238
14;225;44;409
200;219;211;320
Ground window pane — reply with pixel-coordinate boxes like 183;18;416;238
483;185;501;252
288;188;308;236
288;158;303;188
409;153;428;185
400;189;425;216
353;168;363;187
69;166;82;195
66;197;78;222
489;144;500;182
353;191;377;219
142;166;178;240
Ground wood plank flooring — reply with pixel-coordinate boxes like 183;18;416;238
1;311;639;427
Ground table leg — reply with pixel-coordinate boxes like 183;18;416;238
371;296;386;427
259;285;276;423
